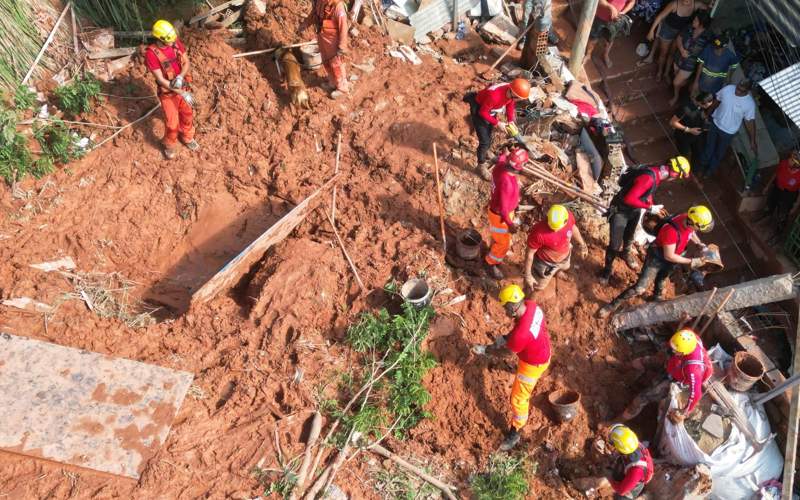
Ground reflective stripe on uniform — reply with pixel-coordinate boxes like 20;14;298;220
490;226;509;234
700;64;738;78
488;253;505;262
517;373;538;384
513;414;528;421
625;460;648;471
529;306;544;340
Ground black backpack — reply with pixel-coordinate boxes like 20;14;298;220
650;215;683;254
611;166;658;208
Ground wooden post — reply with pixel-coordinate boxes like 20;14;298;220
568;0;600;77
433;143;448;256
782;319;800;499
331;132;342;224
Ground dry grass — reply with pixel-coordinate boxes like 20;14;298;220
60;271;158;328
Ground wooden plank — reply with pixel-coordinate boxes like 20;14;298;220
0;333;192;478
190;176;339;306
782;318;800;499
189;0;245;25
88;47;137;60
612;274;796;331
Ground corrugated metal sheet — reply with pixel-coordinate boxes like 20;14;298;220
759;62;800;129
754;0;800;48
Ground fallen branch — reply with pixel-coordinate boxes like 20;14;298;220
324;207;366;292
23;2;72;84
521;165;607;211
331;132;342;224
19;117;123;129
91;103;161;150
233;41;316;58
293;412;323;495
368;443;458;500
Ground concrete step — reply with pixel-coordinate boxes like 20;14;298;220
625;135;676;165
604;72;666;106
625;115;672;149
613;86;675;125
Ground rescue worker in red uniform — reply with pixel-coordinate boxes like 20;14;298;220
600;156;691;284
463;78;532;179
758;150;800;236
524;204;589;292
301;0;350;98
606;329;713;425
485;147;528;279
493;285;551;451
598;205;714;318
145;20;199;160
606;425;654;499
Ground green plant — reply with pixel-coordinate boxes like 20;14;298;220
374;466;439;500
73;0;164;33
0;0;51;92
13;85;36;111
0;107;32;183
34;120;86;165
54;74;102;117
470;453;534;500
253;462;299;500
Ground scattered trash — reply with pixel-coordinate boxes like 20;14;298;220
397;45;422;65
2;297;54;314
30;256;76;272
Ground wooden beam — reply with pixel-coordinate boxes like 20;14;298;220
189;0;245;25
782;318;800;499
568;0;599;76
611;273;796;331
190;176;339;306
88;47;137;60
22;2;72;84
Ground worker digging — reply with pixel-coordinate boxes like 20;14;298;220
8;0;800;498
145;19;199;160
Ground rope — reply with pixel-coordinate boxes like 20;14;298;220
636;89;758;278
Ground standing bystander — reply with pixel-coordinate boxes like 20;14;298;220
669;91;713;165
583;0;636;69
301;0;350;99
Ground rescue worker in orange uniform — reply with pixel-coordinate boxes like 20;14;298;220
494;285;551;451
463;78;532;179
302;0;350;99
485;147;529;280
606;329;712;426
145;20;199;160
524;204;588;292
598;205;714;318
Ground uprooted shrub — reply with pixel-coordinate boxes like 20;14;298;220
54;73;102;117
470;453;535;500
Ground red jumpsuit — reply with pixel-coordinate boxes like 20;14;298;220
610;445;654;497
144;40;194;148
505;300;550;430
485;153;520;266
666;336;712;414
476;83;517;126
311;0;349;92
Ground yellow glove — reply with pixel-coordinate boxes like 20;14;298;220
506;122;520;136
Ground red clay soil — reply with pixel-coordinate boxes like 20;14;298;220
0;7;669;499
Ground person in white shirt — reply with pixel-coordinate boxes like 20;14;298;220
697;80;757;181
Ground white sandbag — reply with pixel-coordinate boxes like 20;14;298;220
660;346;784;499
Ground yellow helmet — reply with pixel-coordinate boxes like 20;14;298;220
670;328;698;354
547;204;570;231
609;424;639;455
153;20;178;43
670;156;691;179
687;205;714;233
498;284;525;306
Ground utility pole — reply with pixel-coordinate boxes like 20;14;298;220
568;0;600;76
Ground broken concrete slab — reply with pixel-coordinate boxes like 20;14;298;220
702;413;725;439
480;14;519;45
612;273;796;331
386;19;416;45
0;333;193;478
409;0;481;42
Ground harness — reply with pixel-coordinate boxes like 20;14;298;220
612;167;659;209
652;215;684;258
148;44;191;94
623;447;654;484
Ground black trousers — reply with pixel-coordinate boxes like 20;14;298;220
674;130;705;165
602;207;641;273
767;185;798;233
608;248;675;307
464;92;495;164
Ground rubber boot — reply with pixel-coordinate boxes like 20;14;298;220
499;428;521;451
622;246;640;271
486;263;504;280
598;249;617;285
479;161;493;181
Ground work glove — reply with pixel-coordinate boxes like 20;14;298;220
181;92;195;108
505;122;520;137
690;257;705;269
649;204;664;215
171;75;185;90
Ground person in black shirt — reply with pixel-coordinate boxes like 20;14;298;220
669;91;713;165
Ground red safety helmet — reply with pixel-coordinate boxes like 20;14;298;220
509;78;531;99
508;148;529;171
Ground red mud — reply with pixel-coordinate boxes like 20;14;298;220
0;5;675;499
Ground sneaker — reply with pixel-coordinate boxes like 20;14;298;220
499;429;521;451
163;147;177;160
623;251;640;271
330;90;345;100
183;140;200;151
486;264;504;280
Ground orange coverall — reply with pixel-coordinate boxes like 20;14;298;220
313;0;349;92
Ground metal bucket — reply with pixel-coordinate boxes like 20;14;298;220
548;389;581;422
456;229;481;260
299;43;322;69
400;279;432;309
726;351;764;392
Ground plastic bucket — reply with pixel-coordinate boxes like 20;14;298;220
300;43;322;69
400;279;432;309
548;389;581;422
726;351;764;392
456;229;481;260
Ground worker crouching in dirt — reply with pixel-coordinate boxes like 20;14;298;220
606;329;712;426
599;156;691;284
494;285;551;451
598;206;714;318
463;79;532;180
302;0;350;99
605;425;655;498
524;204;588;292
485;147;529;280
145;20;199;160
